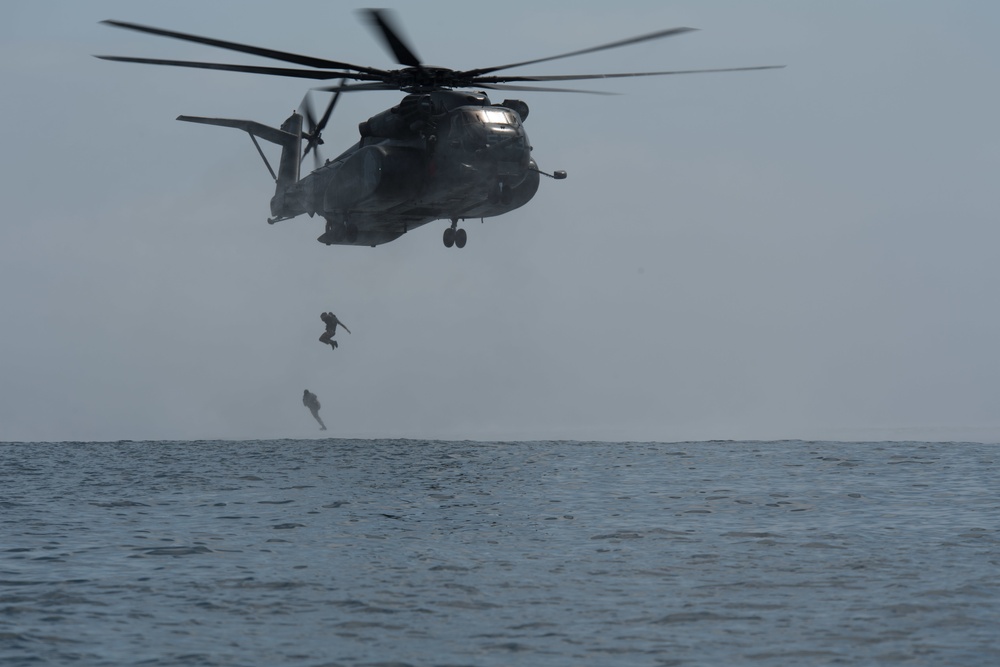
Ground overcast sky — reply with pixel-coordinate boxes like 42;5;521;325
1;1;998;442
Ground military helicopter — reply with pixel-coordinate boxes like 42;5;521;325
98;10;781;248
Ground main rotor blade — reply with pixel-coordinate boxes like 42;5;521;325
100;20;385;76
314;82;401;93
95;55;377;81
462;27;697;78
477;83;618;95
361;9;422;67
474;65;786;84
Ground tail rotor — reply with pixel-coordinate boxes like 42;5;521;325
300;82;344;170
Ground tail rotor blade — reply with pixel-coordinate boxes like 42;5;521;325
300;91;317;165
299;91;318;133
301;82;344;167
317;84;343;133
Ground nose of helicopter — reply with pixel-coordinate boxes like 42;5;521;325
486;125;531;176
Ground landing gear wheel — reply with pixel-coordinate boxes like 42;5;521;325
443;227;455;248
454;228;467;248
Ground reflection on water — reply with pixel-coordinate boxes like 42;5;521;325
1;439;998;665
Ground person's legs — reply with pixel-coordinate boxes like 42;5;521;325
310;408;326;430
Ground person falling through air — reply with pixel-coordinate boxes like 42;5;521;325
319;312;350;351
302;389;327;431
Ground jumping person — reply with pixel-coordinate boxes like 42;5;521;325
302;389;327;430
319;312;351;351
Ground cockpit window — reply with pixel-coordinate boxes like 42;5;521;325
474;109;517;126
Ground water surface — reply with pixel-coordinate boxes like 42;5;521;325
1;439;998;665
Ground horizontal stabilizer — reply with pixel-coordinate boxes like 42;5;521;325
176;115;296;145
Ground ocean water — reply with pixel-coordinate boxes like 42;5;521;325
1;439;998;666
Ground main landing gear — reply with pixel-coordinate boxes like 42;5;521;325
443;219;467;249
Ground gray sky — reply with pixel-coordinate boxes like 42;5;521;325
2;0;998;442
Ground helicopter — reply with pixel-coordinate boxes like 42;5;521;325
97;10;782;249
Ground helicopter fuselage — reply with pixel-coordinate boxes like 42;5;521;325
273;91;540;247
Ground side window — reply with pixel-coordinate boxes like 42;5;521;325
449;112;471;147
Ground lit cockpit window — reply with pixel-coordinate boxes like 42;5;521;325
478;109;516;125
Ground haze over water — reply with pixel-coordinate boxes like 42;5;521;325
2;439;997;666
